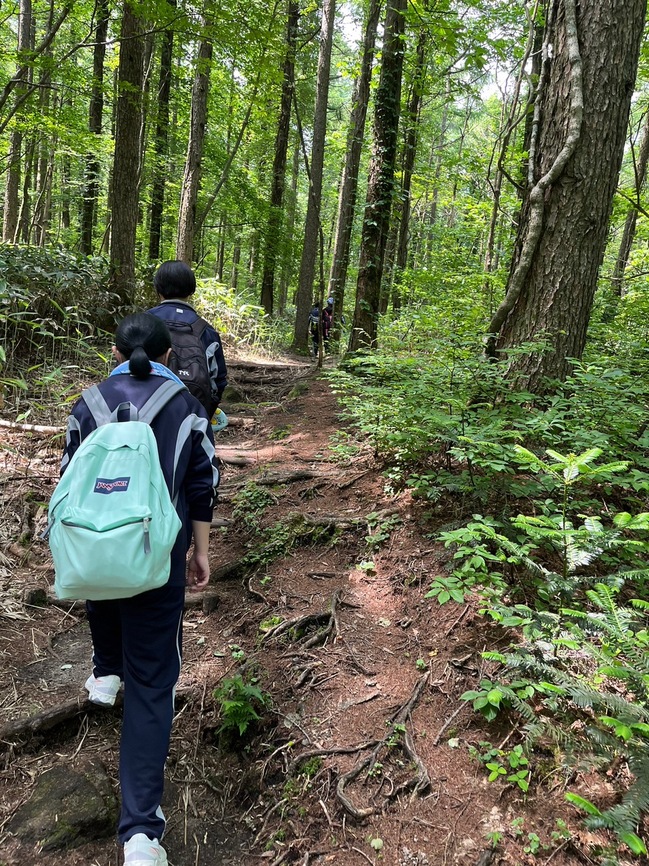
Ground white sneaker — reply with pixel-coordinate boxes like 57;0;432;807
123;833;168;866
84;673;122;706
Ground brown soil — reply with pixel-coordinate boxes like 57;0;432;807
0;356;594;866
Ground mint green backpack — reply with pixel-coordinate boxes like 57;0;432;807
46;380;184;600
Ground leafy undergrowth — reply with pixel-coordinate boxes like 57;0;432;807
0;355;646;866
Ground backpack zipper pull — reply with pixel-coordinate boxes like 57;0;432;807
40;518;54;541
143;517;151;554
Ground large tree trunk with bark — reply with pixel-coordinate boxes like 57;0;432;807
260;0;299;316
327;0;382;336
292;0;336;352
490;0;646;392
177;9;213;265
348;0;407;352
109;4;145;305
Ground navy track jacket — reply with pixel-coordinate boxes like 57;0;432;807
148;300;228;409
61;373;219;571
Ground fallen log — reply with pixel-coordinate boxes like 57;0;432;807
45;580;233;613
211;517;232;527
221;469;326;492
0;695;102;743
228;359;308;372
0;418;62;436
0;415;251;436
214;448;255;466
0;688;197;748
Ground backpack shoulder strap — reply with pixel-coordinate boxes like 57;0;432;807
138;379;187;425
189;316;210;338
82;384;113;427
82;379;186;428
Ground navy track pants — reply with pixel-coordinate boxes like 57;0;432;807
86;580;185;843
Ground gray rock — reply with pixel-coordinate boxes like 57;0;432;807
8;759;118;850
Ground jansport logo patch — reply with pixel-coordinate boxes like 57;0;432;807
94;476;131;494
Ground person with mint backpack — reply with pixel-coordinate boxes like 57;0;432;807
59;313;219;866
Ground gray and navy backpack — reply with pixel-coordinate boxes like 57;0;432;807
166;317;213;413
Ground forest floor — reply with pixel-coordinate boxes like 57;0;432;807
0;353;594;866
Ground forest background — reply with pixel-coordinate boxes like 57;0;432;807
3;0;649;862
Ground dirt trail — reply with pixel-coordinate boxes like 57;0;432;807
0;357;575;866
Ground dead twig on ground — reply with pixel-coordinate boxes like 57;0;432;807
444;605;469;637
432;703;468;746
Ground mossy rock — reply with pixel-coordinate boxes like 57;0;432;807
8;759;118;850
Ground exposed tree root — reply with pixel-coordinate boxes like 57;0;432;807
335;670;432;820
289;741;380;776
261;589;342;648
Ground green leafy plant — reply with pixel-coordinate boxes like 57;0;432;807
461;680;506;722
470;742;531;792
213;674;269;736
232;482;277;533
365;512;402;551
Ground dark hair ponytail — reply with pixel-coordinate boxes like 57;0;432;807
115;313;172;380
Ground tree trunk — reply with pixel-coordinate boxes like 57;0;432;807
292;0;336;352
216;217;225;279
260;0;299;316
3;0;32;243
328;0;382;337
348;0;407;352
483;12;540;311
611;108;649;296
148;0;175;262
230;239;241;289
491;0;646;392
18;133;35;243
80;0;109;256
424;88;450;267
393;20;427;312
279;136;300;314
109;3;145;305
177;8;213;265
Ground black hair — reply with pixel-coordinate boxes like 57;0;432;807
153;260;196;299
114;313;172;379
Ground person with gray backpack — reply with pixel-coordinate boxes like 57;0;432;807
50;313;219;866
148;260;228;431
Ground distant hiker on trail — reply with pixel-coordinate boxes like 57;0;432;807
323;297;333;350
308;301;321;358
59;313;219;866
149;260;229;432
